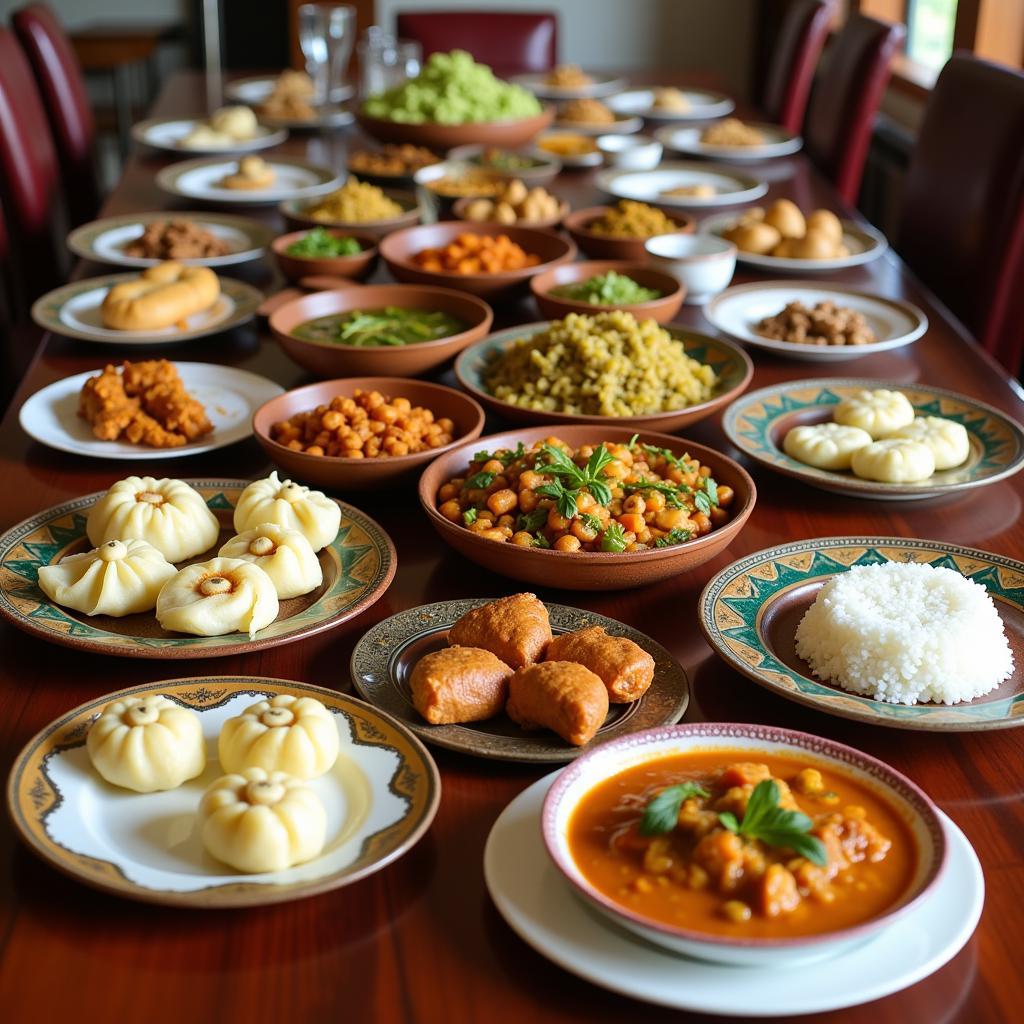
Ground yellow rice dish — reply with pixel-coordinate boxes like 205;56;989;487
482;311;718;416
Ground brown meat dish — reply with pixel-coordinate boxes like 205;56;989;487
755;300;877;347
545;626;655;703
409;646;513;724
124;219;232;260
506;661;609;746
447;593;552;669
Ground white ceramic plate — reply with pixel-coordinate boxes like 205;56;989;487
553;114;642;136
509;72;627;100
131;117;287;155
226;76;355;105
484;772;983;1015
656;123;803;161
259;105;355;131
67;211;275;269
532;135;603;168
156;157;343;205
701;211;889;271
607;87;735;122
704;281;928;361
19;362;285;459
595;161;768;208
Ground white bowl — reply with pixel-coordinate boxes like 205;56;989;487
596;133;663;171
645;233;736;304
541;723;947;967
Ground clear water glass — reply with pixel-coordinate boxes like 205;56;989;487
298;4;356;104
358;29;421;97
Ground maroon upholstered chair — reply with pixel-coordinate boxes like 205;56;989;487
762;0;833;134
12;3;100;228
898;55;1024;376
804;14;905;205
395;10;557;77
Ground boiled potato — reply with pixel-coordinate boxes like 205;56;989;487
806;209;843;244
886;416;970;470
764;198;806;239
851;439;936;483
834;389;915;438
783;422;873;470
786;229;839;260
726;221;782;254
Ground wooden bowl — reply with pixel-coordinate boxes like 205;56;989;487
446;144;562;184
379;222;576;301
564;205;695;260
355;107;555;149
279;188;421;240
530;260;685;323
418;425;756;591
253;377;486;491
269;284;494;379
271;229;379;283
452;195;570;231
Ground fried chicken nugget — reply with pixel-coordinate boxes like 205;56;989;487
410;646;513;724
121;358;181;394
506;662;608;747
123;409;188;448
78;365;141;440
447;593;552;669
545;626;655;703
143;382;213;440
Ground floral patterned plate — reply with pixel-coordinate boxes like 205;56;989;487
0;480;396;658
698;537;1024;731
7;677;439;907
723;378;1024;500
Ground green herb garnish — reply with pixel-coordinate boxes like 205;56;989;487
718;780;827;866
640;782;711;836
580;512;603;533
532;532;551;548
472;441;525;467
516;508;548;533
462;508;478;526
600;521;629;553
464;470;496;490
550;270;662;306
654;526;693;548
285;227;362;259
534;443;616;509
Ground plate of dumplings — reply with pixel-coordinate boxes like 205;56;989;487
723;379;1024;500
6;677;440;906
0;471;396;655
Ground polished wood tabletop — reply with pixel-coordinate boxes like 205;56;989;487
0;70;1021;1023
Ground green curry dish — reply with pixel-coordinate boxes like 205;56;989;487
285;227;362;259
550;271;663;306
291;307;465;348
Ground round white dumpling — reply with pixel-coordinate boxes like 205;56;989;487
218;693;339;778
886;416;970;470
834;389;915;438
233;472;340;552
783;422;872;470
87;695;206;792
218;523;322;600
209;105;258;139
199;767;327;873
851;438;936;483
156;557;279;640
87;476;220;563
38;538;176;616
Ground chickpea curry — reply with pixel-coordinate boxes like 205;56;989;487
568;752;918;938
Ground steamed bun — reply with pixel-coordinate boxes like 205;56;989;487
834;389;915;439
233;472;340;552
851;439;936;483
783;422;872;470
886;416;970;470
218;523;322;600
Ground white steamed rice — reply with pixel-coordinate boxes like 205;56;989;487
794;561;1014;705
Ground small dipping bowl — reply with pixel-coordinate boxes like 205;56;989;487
596;133;663;170
645;232;737;305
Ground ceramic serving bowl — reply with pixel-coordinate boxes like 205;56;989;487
596;133;664;170
269;283;494;378
279;188;421;239
252;377;486;490
271;229;379;283
564;205;695;260
529;260;685;323
355;107;555;150
645;232;737;305
379;222;577;301
541;723;947;965
452;195;570;232
447;144;562;185
418;425;756;590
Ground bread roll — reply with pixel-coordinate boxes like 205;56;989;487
764;199;806;239
101;262;220;331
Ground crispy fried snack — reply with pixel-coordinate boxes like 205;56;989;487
410;646;513;724
447;593;552;668
506;661;609;746
142;382;213;441
78;366;141;441
545;626;655;703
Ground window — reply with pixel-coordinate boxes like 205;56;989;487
906;0;958;69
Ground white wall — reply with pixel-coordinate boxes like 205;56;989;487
0;0;184;28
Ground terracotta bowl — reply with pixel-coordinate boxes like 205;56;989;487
454;323;753;431
269;283;494;379
253;377;486;491
379;222;577;301
271;229;379;283
564;204;695;260
355;107;555;149
279;188;421;240
418;425;756;591
451;195;570;231
446;144;562;185
530;260;685;323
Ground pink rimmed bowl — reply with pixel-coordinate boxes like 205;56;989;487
540;723;947;965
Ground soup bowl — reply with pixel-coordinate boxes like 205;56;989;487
541;723;947;965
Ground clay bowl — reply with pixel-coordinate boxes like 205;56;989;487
269;283;494;378
530;260;685;323
564;204;695;260
418;424;756;590
253;377;486;491
452;195;570;231
279;188;421;240
355;106;555;150
447;144;562;185
271;229;379;283
379;222;577;302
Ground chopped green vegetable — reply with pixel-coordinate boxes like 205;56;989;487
580;512;603;533
464;470;496;490
462;508;478;526
551;270;662;306
640;782;710;836
285;227;362;259
472;441;525;467
718;780;828;866
292;307;465;348
654;526;693;548
516;508;548;533
532;532;551;548
600;521;629;553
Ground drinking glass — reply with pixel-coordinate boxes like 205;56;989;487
298;4;356;104
358;29;421;97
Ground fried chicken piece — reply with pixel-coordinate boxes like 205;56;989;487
121;358;181;395
122;409;188;448
78;365;141;441
142;382;213;441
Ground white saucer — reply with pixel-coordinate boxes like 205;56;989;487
656;123;803;161
484;772;984;1016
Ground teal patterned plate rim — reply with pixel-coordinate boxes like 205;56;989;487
0;480;396;658
698;536;1024;731
723;378;1024;500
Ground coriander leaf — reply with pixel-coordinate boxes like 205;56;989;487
600;522;628;553
640;782;711;836
694;491;712;516
585;444;616;481
718;811;740;833
532;532;550;548
703;476;719;506
654;526;693;548
580;512;603;532
536;480;578;519
517;508;548;533
472;449;492;463
502;442;526;466
534;443;581;480
462;508;478;526
464;471;496;490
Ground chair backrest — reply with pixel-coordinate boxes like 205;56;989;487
804;13;904;204
395;10;557;77
762;0;833;133
12;2;99;228
898;54;1024;376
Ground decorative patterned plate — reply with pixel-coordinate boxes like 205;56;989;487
698;537;1024;731
7;677;439;907
723;378;1024;500
0;480;396;658
350;599;690;763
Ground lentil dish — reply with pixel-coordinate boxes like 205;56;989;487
569;751;917;938
304;179;404;223
588;201;681;239
435;434;733;552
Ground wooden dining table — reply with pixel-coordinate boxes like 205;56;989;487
0;69;1021;1024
